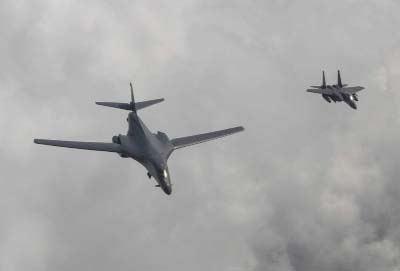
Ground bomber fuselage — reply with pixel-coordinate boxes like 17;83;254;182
118;112;174;194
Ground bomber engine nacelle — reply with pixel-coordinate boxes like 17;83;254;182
112;135;128;158
156;131;170;143
112;135;121;144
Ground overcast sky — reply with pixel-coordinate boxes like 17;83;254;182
1;0;400;270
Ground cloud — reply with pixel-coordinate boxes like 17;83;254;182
1;0;400;270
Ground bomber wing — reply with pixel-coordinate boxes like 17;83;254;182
34;139;122;153
171;126;244;150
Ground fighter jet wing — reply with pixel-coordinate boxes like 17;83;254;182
34;139;122;153
340;86;364;94
306;88;333;95
171;126;244;150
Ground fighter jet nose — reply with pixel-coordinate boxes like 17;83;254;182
163;185;172;195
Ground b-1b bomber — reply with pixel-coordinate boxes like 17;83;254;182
307;70;365;109
34;84;244;195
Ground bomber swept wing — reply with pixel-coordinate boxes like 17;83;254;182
171;126;244;150
34;139;122;153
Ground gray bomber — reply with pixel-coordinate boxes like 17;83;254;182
307;70;365;109
34;84;244;195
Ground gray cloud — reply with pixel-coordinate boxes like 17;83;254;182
1;0;400;270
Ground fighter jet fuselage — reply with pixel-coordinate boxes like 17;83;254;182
323;85;358;109
307;70;364;110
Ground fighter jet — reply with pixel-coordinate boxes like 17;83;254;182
307;70;365;109
34;83;244;195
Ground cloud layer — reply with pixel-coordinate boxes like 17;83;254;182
1;0;400;270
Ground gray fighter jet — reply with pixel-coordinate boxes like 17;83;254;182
307;70;365;109
34;84;244;195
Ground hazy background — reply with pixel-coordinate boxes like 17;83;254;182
1;0;400;270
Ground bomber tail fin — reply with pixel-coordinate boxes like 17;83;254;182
130;82;136;112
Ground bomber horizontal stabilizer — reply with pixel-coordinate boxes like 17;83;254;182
96;99;164;111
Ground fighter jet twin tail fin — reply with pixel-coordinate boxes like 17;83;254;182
96;82;164;112
310;70;327;89
310;70;347;89
336;70;348;88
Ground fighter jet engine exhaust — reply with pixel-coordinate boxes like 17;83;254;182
322;94;332;103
